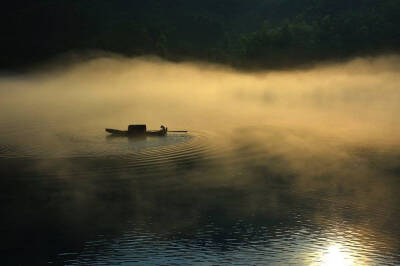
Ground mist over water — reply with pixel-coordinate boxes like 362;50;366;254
1;56;400;265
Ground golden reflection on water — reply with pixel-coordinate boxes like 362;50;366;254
321;244;354;266
307;231;374;266
0;55;399;265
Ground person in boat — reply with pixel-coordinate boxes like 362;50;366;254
160;125;168;134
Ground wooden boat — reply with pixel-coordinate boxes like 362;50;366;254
105;124;168;137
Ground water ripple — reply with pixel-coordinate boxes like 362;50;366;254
1;124;399;265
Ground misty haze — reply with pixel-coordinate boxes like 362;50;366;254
1;55;399;265
2;1;400;265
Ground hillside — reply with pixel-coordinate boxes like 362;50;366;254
1;0;400;69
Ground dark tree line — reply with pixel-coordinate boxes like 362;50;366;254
1;0;400;70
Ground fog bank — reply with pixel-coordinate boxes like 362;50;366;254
1;55;400;147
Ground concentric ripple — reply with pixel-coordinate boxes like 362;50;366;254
0;124;229;180
1;123;400;266
0;143;16;157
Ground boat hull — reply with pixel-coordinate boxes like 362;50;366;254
105;128;166;137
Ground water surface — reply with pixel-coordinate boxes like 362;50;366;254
1;56;400;265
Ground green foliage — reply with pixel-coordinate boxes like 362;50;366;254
2;0;400;69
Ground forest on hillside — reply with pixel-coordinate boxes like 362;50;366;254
1;0;400;69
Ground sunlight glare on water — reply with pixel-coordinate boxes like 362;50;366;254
321;245;354;266
0;56;400;265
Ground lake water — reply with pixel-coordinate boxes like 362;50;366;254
1;56;400;265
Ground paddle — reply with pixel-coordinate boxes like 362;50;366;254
168;130;188;133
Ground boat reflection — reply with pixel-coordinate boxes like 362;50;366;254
106;134;147;141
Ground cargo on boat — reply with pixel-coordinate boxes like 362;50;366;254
105;124;168;136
